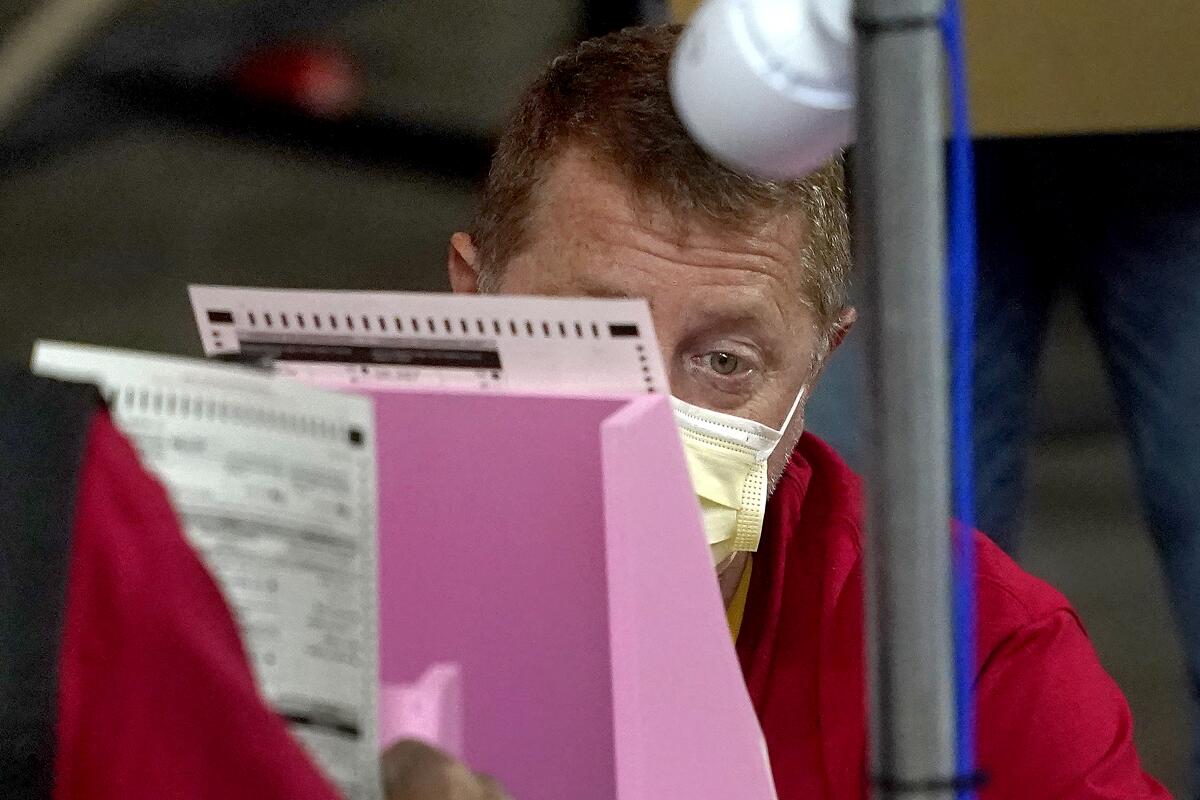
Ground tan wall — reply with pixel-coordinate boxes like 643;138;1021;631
670;0;1200;137
966;1;1200;136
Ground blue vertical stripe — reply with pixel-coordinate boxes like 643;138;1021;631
940;1;980;797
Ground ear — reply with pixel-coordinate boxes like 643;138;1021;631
827;306;857;353
448;231;481;294
805;305;858;388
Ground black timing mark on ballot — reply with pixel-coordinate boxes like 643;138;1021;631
236;341;503;370
281;712;360;739
607;323;640;338
207;309;235;324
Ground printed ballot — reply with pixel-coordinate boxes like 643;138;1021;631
188;284;669;395
33;288;777;800
32;341;382;799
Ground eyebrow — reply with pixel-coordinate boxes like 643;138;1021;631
682;295;791;350
559;278;789;347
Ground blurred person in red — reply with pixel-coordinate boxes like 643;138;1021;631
0;368;502;800
0;367;342;799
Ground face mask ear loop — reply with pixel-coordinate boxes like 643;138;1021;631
759;383;808;462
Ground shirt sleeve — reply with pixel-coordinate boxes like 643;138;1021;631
975;604;1170;799
54;412;344;800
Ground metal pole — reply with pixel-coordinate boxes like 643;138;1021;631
852;1;956;798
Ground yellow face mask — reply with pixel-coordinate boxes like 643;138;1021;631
672;390;805;566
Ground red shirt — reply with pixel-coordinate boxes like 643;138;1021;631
739;433;1169;799
53;413;340;800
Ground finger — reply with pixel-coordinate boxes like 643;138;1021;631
381;739;449;792
381;739;478;800
475;773;513;800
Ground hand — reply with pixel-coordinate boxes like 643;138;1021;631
381;739;511;800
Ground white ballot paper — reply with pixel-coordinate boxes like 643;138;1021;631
189;285;669;394
32;341;381;800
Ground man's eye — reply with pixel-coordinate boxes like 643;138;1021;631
707;351;741;376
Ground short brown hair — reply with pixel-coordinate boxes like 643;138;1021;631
472;24;850;327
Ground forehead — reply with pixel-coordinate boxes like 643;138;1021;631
516;148;811;306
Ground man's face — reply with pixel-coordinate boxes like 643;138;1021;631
450;148;830;483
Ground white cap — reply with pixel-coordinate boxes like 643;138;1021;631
669;0;856;179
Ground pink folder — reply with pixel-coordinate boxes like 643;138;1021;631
371;390;776;800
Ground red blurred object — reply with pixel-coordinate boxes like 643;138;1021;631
231;42;361;118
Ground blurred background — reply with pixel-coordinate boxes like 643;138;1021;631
1;0;1196;795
